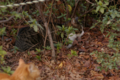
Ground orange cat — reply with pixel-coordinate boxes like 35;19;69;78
0;59;40;80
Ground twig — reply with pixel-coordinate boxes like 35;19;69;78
0;6;22;23
80;7;95;17
44;0;54;52
36;1;56;61
86;0;94;5
71;0;80;18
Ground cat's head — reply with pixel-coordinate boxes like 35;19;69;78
12;59;40;80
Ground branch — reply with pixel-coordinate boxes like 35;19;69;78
36;1;56;61
71;0;80;18
86;0;94;5
80;7;95;17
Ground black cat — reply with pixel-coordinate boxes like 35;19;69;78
15;27;45;51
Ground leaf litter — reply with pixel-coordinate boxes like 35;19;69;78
0;25;120;80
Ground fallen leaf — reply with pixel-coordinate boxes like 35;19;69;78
83;60;90;68
58;62;63;68
90;70;104;79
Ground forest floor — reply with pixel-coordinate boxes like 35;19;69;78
0;26;120;80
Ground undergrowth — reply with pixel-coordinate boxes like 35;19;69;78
0;0;120;72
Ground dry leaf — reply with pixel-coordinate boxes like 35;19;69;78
90;70;104;79
83;60;90;68
58;62;63;68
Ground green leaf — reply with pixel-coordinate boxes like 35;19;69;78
0;27;6;35
114;10;120;18
90;52;95;55
43;46;51;50
105;1;109;6
100;7;104;13
0;46;6;56
57;25;62;29
33;25;38;32
96;6;100;13
111;13;116;19
98;1;103;6
36;48;41;53
37;24;43;30
61;33;64;38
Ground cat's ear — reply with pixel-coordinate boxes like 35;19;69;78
19;58;25;65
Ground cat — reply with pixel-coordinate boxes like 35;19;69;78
0;73;10;80
15;23;61;51
0;59;40;80
15;17;84;51
15;26;44;51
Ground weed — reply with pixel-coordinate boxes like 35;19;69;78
91;0;120;71
11;46;19;53
68;50;77;59
91;51;120;71
36;55;41;61
43;46;51;50
1;66;14;75
0;46;6;64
